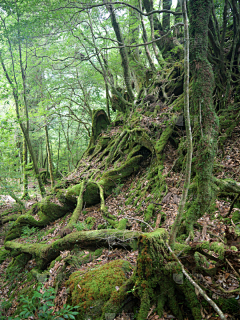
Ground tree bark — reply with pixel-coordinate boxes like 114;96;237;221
105;1;135;102
185;0;219;232
169;0;192;246
45;125;55;189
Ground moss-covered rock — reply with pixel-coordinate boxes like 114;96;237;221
67;259;132;319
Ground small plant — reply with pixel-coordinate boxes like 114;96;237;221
113;183;124;196
7;285;78;320
21;226;38;238
0;300;12;319
74;221;89;231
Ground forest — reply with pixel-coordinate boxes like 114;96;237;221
0;0;240;319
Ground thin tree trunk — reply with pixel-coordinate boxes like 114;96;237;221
139;0;156;72
0;55;46;198
185;0;219;232
104;1;135;102
149;14;162;65
57;125;61;173
105;82;111;121
169;0;192;247
45;125;54;189
22;138;29;199
162;0;172;32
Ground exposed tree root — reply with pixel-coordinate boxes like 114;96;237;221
5;229;141;269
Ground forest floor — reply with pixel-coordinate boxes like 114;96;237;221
0;123;240;320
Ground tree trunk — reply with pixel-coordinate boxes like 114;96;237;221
22;138;29;199
45;125;55;189
185;0;219;233
162;0;172;32
169;0;192;247
105;1;135;102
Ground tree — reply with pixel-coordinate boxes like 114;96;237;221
1;0;240;319
0;0;46;197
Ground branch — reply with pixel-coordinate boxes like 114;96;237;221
58;2;182;17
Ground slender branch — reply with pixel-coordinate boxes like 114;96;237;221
167;244;227;320
57;1;182;16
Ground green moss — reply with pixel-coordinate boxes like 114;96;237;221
210;242;225;259
86;109;110;154
67;259;132;319
144;204;154;222
7;253;31;275
0;247;9;264
65;184;82;204
117;218;127;230
232;210;240;224
217;297;239;314
97;224;106;230
85;217;96;229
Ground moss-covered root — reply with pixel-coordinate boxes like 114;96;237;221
4;198;71;242
100;277;135;318
133;229;169;320
65;180;86;231
67;259;133;319
0;213;21;225
132;229;202;319
5;229;141;270
105;130;128;168
155;115;177;161
97;182;118;228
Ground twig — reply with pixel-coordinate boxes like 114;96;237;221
167;243;227;320
124;216;154;231
226;258;240;278
226;193;240;217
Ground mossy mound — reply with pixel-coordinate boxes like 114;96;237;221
67;259;132;319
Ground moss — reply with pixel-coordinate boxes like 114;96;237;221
0;247;9;264
144;204;154;222
4;226;22;242
117;218;127;230
67;259;132;319
210;242;225;259
86;109;110;154
180;281;201;320
65;184;82;204
7;253;32;274
31;269;49;283
97;224;106;230
39;196;70;220
232;210;240;224
217;297;239;314
83;182;101;206
85;217;96;229
155;115;177;159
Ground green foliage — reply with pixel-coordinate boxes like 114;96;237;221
85;217;96;229
2;285;79;320
232;210;240;224
74;221;90;231
21;226;38;238
113;183;124;196
67;260;132;319
144;204;154;222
